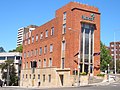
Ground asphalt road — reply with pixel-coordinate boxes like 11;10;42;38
0;83;120;90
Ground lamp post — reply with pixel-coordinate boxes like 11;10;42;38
68;27;80;86
114;32;116;75
108;64;109;82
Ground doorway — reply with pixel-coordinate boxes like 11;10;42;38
59;75;64;86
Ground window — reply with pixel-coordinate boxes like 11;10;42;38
38;60;41;68
43;74;45;82
48;75;51;82
35;49;38;56
44;46;47;54
32;50;34;56
28;51;30;57
31;50;33;56
32;36;34;43
0;57;5;60
63;12;66;20
24;52;26;58
44;59;46;67
26;74;27;79
50;44;53;52
62;24;66;34
62;58;65;69
28;38;30;44
40;32;43;39
40;47;42;55
23;74;24;79
38;74;40;79
111;44;114;47
51;27;54;36
45;30;48;37
33;74;35;79
30;74;31;79
49;58;52;67
36;34;38;41
7;56;14;60
62;41;66;51
26;62;28;69
16;56;20;60
111;49;114;51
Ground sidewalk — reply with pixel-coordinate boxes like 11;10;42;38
2;76;120;89
88;75;120;86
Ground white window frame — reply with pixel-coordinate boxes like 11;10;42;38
49;58;52;67
44;59;46;67
44;46;47;54
50;44;53;52
40;32;43;39
51;27;54;36
62;41;66;51
40;47;42;55
36;34;38;41
32;36;34;43
63;12;66;20
62;24;66;34
45;30;48;37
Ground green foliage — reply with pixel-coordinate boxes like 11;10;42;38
0;60;18;86
97;74;105;77
9;45;23;53
16;45;23;53
0;47;5;52
100;42;112;71
110;60;120;73
80;72;87;75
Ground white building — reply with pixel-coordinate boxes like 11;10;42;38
0;52;22;82
17;25;38;47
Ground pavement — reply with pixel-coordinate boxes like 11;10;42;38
2;75;120;89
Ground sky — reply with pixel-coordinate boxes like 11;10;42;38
0;0;120;52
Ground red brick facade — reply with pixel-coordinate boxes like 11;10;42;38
22;2;100;76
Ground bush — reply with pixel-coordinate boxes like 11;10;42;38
80;72;87;75
97;74;105;77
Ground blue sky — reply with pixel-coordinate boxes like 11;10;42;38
0;0;120;51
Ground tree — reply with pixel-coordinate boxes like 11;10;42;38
16;45;23;53
9;45;23;53
0;47;5;53
100;42;112;71
110;59;120;73
0;60;18;86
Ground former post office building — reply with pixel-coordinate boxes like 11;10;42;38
20;2;100;87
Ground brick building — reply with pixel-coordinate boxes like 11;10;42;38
110;42;120;60
20;2;100;87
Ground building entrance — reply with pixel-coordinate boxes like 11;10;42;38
59;75;64;86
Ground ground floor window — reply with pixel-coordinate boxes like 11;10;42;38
48;74;51;82
43;74;45;82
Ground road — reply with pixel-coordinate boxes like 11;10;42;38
0;83;120;90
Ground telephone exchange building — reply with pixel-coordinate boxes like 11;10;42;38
20;2;100;87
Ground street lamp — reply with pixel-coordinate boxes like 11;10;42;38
68;27;80;86
107;64;110;82
114;32;116;75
